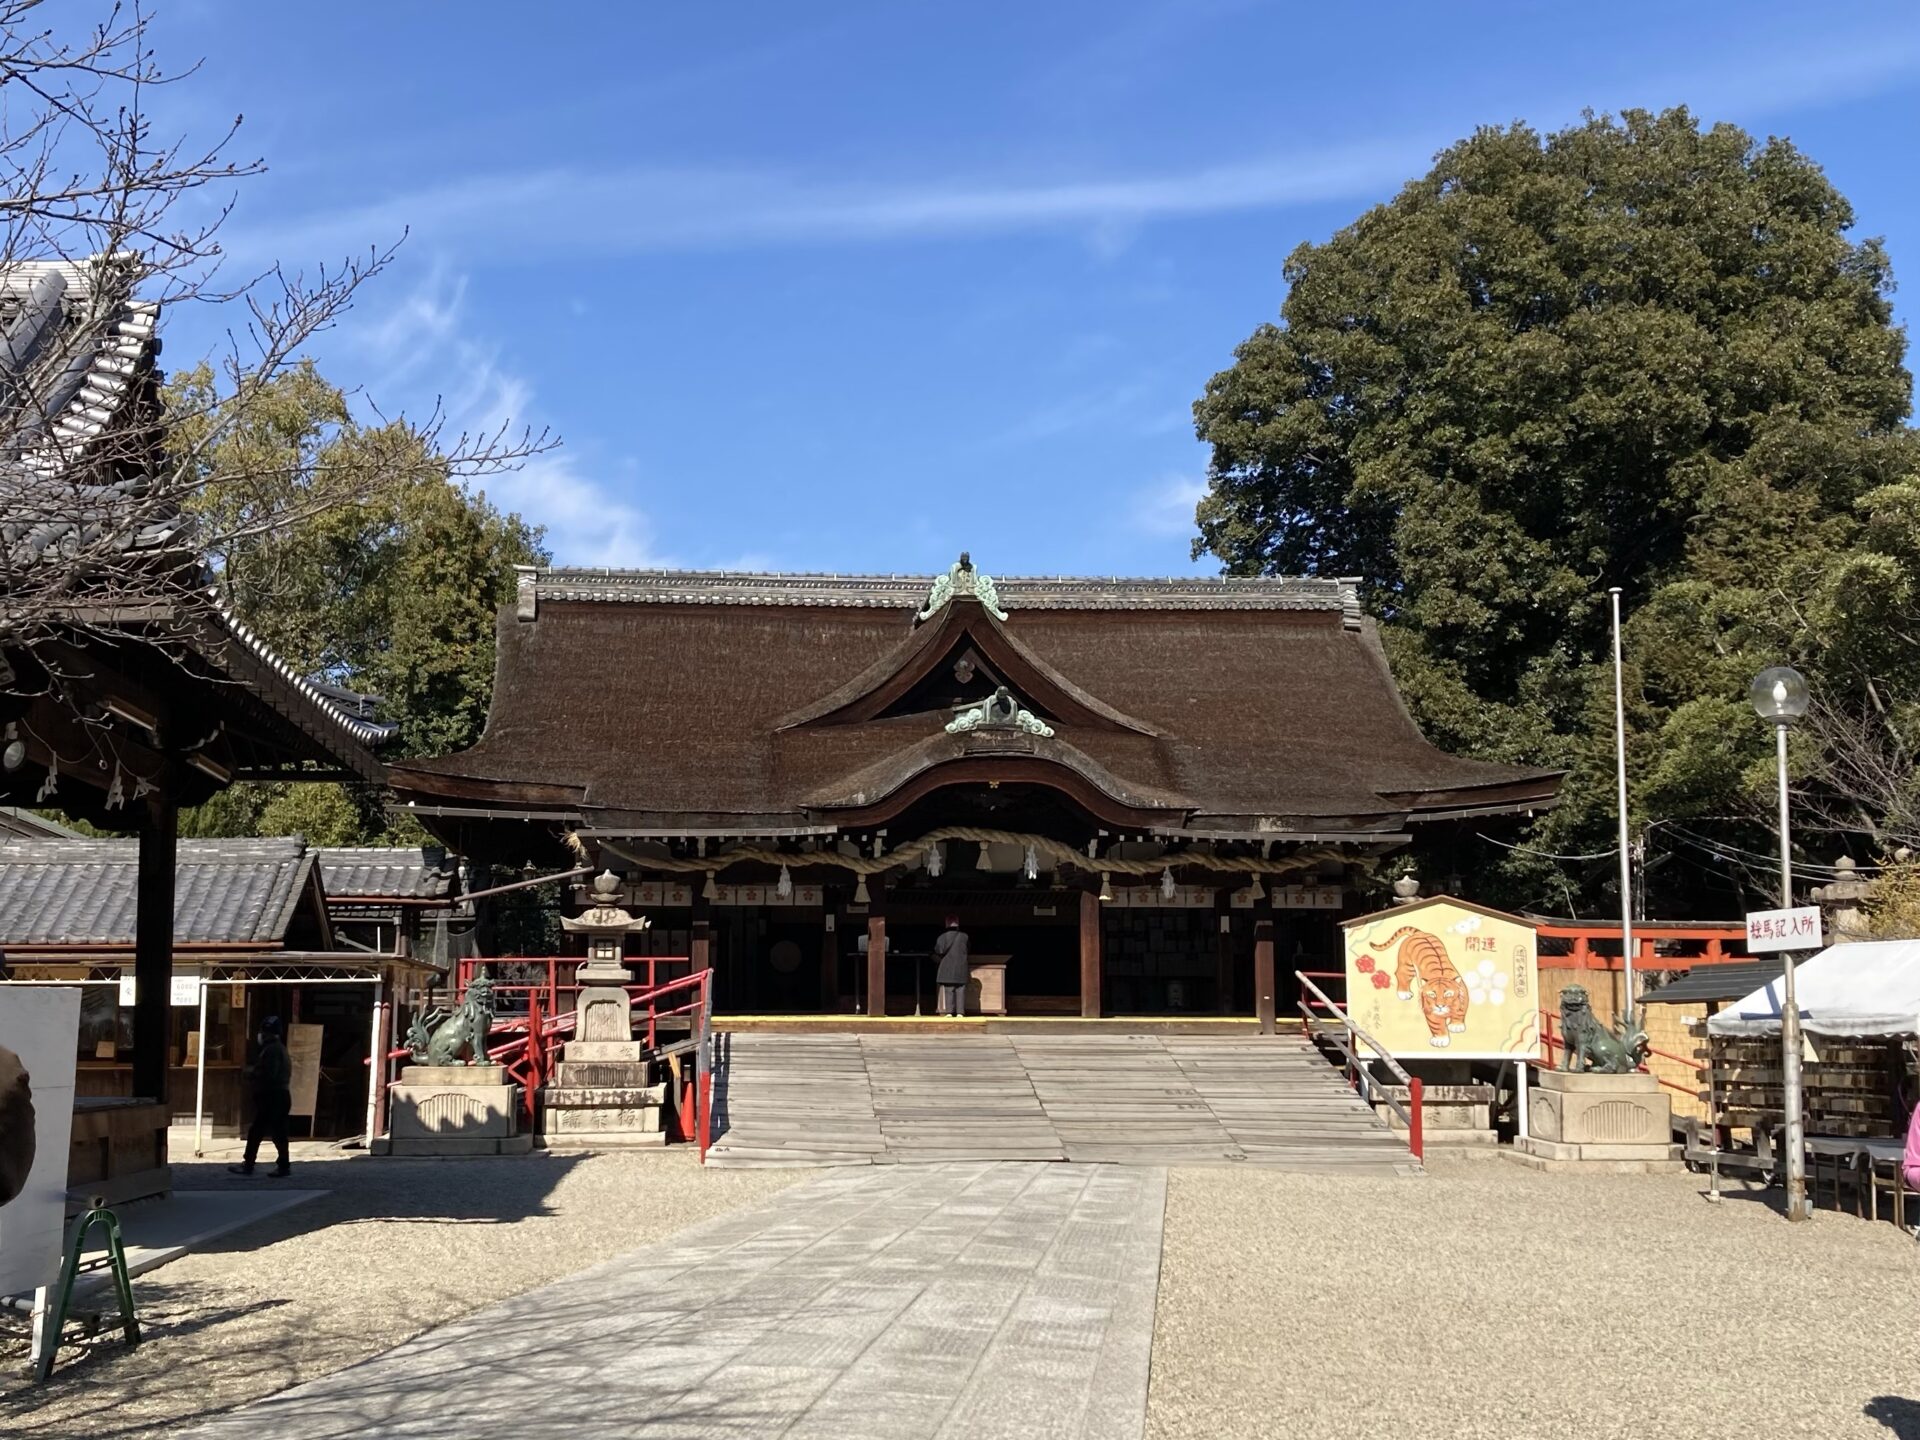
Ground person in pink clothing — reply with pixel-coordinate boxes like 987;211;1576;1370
1905;1098;1920;1193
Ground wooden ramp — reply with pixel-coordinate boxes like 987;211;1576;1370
705;1031;1416;1173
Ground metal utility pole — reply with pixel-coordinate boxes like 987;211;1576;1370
1610;588;1635;1030
1751;664;1811;1223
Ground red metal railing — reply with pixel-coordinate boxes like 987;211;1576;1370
1536;1007;1703;1102
386;960;716;1159
1534;920;1752;972
1295;969;1423;1162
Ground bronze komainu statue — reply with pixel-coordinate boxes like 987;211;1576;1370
408;970;497;1066
1557;984;1648;1074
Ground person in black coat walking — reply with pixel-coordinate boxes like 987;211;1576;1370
933;915;970;1018
230;1015;293;1177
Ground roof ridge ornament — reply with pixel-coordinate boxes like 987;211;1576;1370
915;551;1009;625
945;684;1054;738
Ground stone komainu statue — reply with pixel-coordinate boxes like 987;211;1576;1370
1556;984;1649;1074
408;969;497;1066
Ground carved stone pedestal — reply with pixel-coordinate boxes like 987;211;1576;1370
1374;1083;1497;1148
382;1063;532;1156
1509;1070;1681;1173
536;953;667;1149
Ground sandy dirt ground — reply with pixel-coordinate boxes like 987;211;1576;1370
1147;1154;1920;1440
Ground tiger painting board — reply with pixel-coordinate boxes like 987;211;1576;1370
0;986;81;1297
1342;896;1541;1061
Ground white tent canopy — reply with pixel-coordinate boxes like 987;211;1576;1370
1706;939;1920;1039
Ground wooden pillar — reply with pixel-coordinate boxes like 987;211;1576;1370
690;894;712;1007
1214;890;1235;1014
866;907;887;1018
1254;899;1277;1036
820;903;840;1012
1079;888;1102;1019
132;788;177;1102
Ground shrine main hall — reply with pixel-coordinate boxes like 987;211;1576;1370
388;558;1559;1026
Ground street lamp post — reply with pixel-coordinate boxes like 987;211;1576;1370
1750;665;1812;1223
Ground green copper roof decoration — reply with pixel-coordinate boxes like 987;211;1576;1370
915;551;1009;624
945;685;1055;738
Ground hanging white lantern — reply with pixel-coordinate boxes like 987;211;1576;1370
1161;866;1176;901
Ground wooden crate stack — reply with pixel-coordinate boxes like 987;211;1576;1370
1707;1035;1908;1138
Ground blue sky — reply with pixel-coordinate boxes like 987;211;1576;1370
152;2;1920;576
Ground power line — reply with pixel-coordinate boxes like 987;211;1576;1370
1473;832;1620;863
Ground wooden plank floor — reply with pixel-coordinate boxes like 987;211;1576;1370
706;1031;1417;1173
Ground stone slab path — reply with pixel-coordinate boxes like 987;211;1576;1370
176;1162;1166;1440
708;1032;1415;1172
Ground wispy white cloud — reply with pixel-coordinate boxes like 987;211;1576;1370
341;260;664;568
220;25;1920;269
227;138;1421;266
1131;472;1209;539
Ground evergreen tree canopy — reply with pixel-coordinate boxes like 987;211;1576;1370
1193;109;1918;911
169;362;548;843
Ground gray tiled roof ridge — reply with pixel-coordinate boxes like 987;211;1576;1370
526;565;1365;614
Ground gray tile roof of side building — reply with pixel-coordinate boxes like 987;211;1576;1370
1640;958;1787;1007
317;846;457;901
0;835;316;945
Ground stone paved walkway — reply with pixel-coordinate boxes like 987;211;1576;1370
176;1162;1166;1440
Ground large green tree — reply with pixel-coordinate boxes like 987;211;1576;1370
1193;109;1918;912
170;362;548;843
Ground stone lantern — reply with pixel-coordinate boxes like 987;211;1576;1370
1811;855;1874;944
559;871;653;1046
544;871;666;1147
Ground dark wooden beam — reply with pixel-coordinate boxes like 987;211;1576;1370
132;785;177;1101
866;896;887;1018
820;897;841;1012
1215;889;1236;1015
1079;888;1102;1019
1254;898;1277;1036
691;893;712;1004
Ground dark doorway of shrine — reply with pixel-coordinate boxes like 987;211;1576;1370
883;898;1083;1015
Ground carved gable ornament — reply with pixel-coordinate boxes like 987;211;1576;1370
915;551;1008;625
945;684;1054;738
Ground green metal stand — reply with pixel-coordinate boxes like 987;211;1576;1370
32;1204;140;1381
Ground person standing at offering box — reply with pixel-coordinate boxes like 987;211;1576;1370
934;915;970;1018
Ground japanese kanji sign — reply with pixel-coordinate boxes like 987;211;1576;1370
1743;906;1823;954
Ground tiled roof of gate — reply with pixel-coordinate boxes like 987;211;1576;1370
0;836;315;946
318;847;457;901
0;257;179;568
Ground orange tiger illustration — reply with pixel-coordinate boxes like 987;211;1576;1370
1369;926;1468;1046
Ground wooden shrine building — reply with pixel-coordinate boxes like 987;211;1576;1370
389;558;1562;1028
0;257;394;1114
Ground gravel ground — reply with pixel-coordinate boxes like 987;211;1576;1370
1147;1155;1920;1440
1;1147;799;1439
